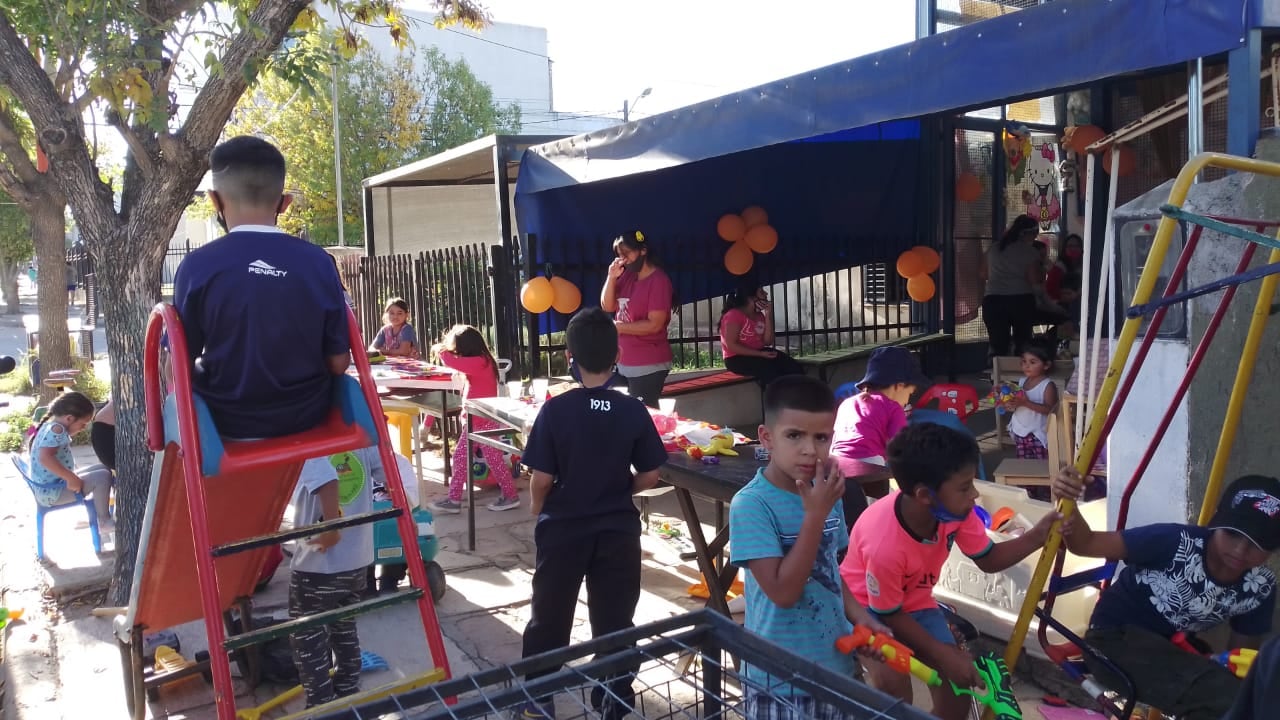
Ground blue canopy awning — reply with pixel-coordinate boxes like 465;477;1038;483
516;0;1256;200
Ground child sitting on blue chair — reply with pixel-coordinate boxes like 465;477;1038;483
27;392;114;538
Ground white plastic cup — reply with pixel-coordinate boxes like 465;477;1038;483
531;378;549;401
507;381;523;399
659;398;676;416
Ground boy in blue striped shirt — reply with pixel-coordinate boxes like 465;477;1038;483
730;375;886;720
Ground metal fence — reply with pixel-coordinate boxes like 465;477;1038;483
349;244;499;355
511;234;935;377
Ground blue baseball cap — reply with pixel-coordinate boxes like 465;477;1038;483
856;346;930;389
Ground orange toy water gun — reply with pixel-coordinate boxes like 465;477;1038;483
835;624;941;687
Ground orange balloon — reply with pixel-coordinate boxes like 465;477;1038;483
907;274;936;302
741;206;769;228
744;224;778;254
717;214;746;243
956;173;981;202
896;249;926;278
1103;145;1136;177
549;276;582;314
912;246;941;274
725;240;754;276
1066;125;1105;154
520;276;554;313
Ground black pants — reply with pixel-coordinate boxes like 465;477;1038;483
289;568;367;708
619;370;668;408
982;293;1036;358
725;352;805;390
91;422;116;473
1085;625;1240;720
522;524;641;700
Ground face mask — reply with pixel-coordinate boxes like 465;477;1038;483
928;489;971;523
625;255;645;275
1065;248;1084;260
215;212;228;232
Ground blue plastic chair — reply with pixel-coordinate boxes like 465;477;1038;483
834;382;859;401
908;408;989;482
11;454;102;560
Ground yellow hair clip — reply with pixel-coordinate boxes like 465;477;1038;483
635;231;645;243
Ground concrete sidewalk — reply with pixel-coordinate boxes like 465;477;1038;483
1;442;1063;719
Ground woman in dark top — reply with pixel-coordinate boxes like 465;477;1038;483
979;215;1044;357
1045;233;1085;338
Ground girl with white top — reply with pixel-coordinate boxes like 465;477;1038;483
1005;341;1058;460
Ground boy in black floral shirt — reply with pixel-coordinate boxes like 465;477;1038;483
1052;471;1279;720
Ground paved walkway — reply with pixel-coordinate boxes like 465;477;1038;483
1;439;1063;719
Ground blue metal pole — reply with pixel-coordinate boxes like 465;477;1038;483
1228;29;1262;157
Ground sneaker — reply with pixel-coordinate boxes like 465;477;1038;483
487;495;521;512
517;700;555;719
590;683;635;720
428;498;462;515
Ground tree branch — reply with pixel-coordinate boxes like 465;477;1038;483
177;0;311;165
0;14;115;231
106;111;157;177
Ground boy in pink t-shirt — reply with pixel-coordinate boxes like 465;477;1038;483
840;423;1056;720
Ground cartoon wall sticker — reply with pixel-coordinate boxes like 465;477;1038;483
1023;143;1062;230
1004;124;1033;184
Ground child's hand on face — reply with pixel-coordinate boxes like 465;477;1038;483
797;458;845;518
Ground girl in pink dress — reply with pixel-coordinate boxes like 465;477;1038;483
427;325;520;513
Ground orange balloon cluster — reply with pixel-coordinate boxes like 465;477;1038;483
956;173;982;203
1063;124;1105;155
1102;145;1135;177
718;206;778;275
520;275;582;314
896;246;940;302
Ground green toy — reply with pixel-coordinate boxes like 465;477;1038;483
0;607;25;630
950;652;1022;720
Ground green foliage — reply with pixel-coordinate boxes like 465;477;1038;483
0;359;34;396
0;188;32;267
0;406;33;452
227;43;519;245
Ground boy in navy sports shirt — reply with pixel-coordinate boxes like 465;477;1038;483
518;307;668;720
173;136;351;438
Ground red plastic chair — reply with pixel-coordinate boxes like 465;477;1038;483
917;383;980;420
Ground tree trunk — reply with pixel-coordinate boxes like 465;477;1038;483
0;260;21;315
32;201;70;402
90;221;169;606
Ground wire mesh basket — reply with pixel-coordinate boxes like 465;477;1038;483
313;609;934;720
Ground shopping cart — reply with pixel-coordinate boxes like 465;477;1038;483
310;609;934;719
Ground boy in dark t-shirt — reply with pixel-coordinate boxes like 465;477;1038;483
518;307;668;720
173;136;351;439
1053;470;1280;720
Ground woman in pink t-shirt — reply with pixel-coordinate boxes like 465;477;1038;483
719;281;802;387
600;231;675;408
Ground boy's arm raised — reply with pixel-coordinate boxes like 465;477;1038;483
1051;467;1128;560
744;462;845;609
973;509;1060;573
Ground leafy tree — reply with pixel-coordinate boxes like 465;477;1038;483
0;0;488;604
227;44;520;245
0;188;32;314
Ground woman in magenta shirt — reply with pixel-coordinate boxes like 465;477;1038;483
719;281;802;388
600;231;675;408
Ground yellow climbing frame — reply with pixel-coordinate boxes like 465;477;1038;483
1002;152;1280;675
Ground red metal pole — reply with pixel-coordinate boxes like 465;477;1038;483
346;308;453;682
1076;225;1203;477
1115;238;1260;531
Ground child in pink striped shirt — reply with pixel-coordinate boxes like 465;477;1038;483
427;325;520;513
